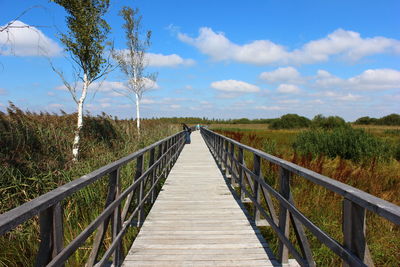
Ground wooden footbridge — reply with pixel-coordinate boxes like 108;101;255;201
1;128;399;267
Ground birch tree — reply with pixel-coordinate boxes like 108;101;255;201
112;6;157;133
52;0;112;161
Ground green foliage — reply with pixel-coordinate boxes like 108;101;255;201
0;103;179;266
293;127;393;162
263;138;277;155
112;6;156;98
269;113;311;129
52;0;111;81
354;113;400;126
354;116;378;125
377;114;400;126
311;114;347;129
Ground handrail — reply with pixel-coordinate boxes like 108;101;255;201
0;130;187;266
200;127;400;267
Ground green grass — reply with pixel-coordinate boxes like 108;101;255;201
0;104;179;266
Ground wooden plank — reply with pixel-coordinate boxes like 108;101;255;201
124;131;276;267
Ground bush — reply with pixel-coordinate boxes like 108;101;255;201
354;114;400;126
377;114;400;126
354;116;378;125
311;114;347;129
293;127;393;162
269;114;311;129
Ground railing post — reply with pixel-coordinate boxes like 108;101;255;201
223;140;228;175
110;168;122;266
136;155;145;227
253;154;261;223
278;167;290;264
149;147;156;204
86;170;119;267
162;140;168;175
230;142;238;187
35;202;64;267
342;198;374;267
238;147;246;202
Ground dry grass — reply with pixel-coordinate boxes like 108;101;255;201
212;124;400;266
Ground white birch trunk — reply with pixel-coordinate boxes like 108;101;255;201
135;92;140;134
72;73;89;161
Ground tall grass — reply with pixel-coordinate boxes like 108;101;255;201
213;126;400;266
0;103;179;266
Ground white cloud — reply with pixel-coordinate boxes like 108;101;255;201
179;27;400;65
255;105;282;110
211;79;260;93
0;88;7;95
337;93;363;101
347;69;400;90
277;84;301;94
278;99;300;104
170;104;181;109
260;67;303;83
312;91;363;102
145;53;195;67
179;27;287;65
314;68;400;91
0;20;62;57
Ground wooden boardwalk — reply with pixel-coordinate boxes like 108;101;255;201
123;132;292;267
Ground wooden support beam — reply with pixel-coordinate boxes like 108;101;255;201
278;167;290;264
253;154;261;223
86;173;118;267
35;202;64;267
343;198;374;267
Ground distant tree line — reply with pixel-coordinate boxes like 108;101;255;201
145;117;276;125
354;114;400;126
142;113;400;128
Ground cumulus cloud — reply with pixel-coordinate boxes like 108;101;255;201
314;68;400;91
347;69;400;90
260;67;303;83
116;50;195;67
179;27;400;65
145;53;195;67
211;79;260;93
276;84;301;94
0;20;62;57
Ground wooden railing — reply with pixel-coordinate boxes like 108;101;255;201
0;131;186;267
200;127;400;267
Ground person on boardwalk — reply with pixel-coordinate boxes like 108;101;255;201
182;123;192;144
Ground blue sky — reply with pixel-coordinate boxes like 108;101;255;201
0;0;399;121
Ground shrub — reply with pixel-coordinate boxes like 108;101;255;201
354;116;378;125
311;114;347;129
269;114;311;129
377;114;400;126
354;113;400;126
293;127;393;162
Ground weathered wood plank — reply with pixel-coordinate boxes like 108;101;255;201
123;132;277;266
